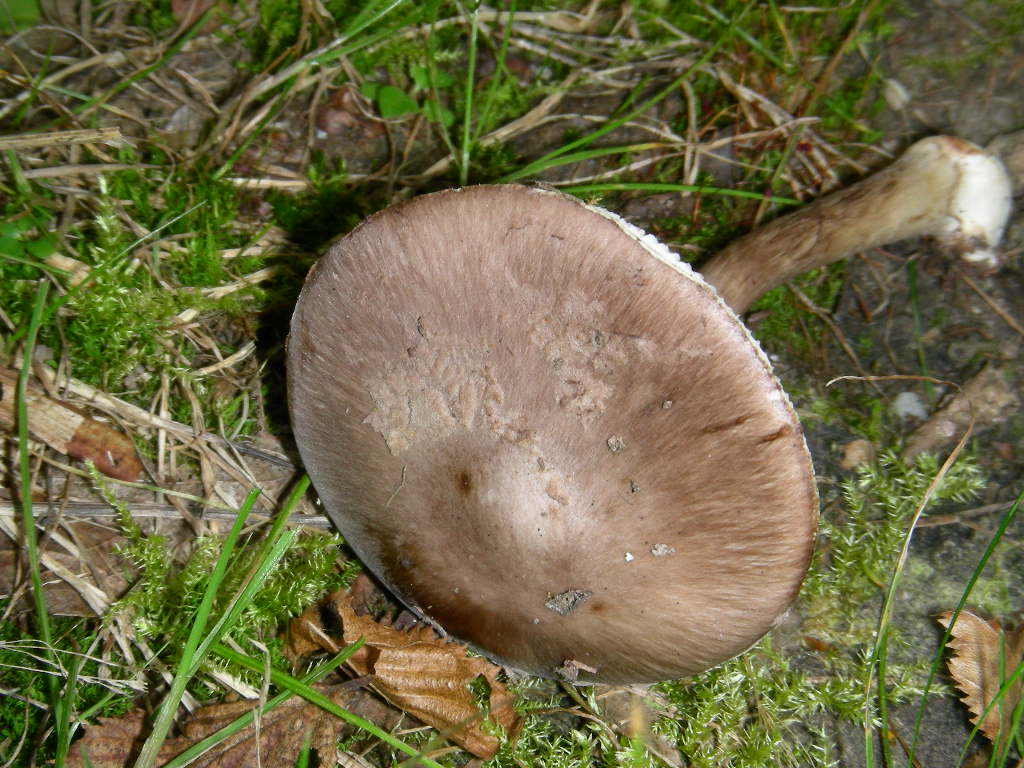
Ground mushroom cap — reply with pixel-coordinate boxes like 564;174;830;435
287;185;818;684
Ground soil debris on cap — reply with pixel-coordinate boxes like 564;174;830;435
545;589;593;616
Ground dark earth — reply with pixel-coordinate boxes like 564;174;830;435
793;2;1024;764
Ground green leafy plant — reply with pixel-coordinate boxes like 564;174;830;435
0;213;58;265
361;63;456;126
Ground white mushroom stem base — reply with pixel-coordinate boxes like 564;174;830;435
701;136;1013;314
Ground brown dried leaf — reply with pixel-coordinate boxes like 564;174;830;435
67;709;155;768
68;685;351;768
938;610;1024;743
288;591;518;759
0;366;142;481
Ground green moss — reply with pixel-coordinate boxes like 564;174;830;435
87;471;352;697
803;386;888;444
113;520;351;655
803;450;986;636
0;152;272;435
129;0;177;34
747;261;847;359
656;645;859;767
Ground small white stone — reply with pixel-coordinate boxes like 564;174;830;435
883;78;911;111
893;391;928;421
624;551;634;562
651;543;676;557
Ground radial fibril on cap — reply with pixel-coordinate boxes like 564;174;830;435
288;185;817;684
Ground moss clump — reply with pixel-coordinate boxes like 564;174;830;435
0;154;272;435
747;262;847;359
100;473;355;693
804;449;986;630
114;525;353;646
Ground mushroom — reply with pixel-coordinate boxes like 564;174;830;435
287;136;1011;684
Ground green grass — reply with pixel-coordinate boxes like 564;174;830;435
0;610;135;765
1;156;269;423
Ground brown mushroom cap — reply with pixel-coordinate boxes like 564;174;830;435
287;185;818;684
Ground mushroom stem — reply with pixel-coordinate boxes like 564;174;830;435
700;136;1013;315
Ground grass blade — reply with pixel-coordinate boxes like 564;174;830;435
161;639;365;768
14;281;71;764
562;180;800;206
213;643;447;768
458;1;480;186
907;486;1022;765
59;7;217;125
472;0;516;146
863;432;976;768
133;489;260;768
498;5;749;183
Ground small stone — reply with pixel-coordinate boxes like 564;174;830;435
651;544;676;557
883;77;911;110
893;391;928;421
839;439;876;470
624;551;634;562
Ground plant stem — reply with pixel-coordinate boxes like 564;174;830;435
16;281;70;764
459;1;480;186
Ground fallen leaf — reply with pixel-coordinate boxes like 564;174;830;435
67;709;153;768
938;610;1024;743
0;366;142;481
288;591;518;759
68;684;351;767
